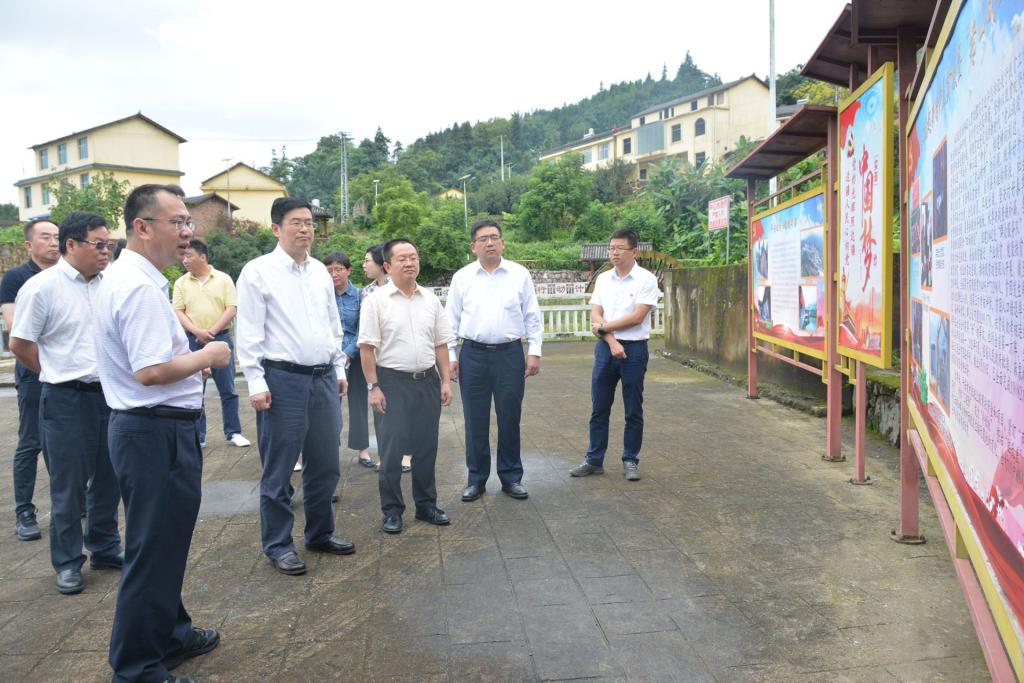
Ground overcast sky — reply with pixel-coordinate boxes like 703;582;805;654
1;0;847;204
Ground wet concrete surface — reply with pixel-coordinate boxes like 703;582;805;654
0;342;989;681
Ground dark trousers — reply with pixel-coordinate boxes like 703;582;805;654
345;358;369;451
376;367;441;516
256;365;341;559
459;342;525;488
40;384;121;572
187;331;241;442
13;361;44;516
107;411;202;683
586;340;649;466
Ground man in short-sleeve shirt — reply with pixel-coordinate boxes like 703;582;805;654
570;229;659;482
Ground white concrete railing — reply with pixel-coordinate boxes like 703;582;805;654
540;299;664;339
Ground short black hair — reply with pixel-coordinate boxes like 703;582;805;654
610;229;639;249
58;212;107;254
471;218;502;240
186;238;209;258
23;218;58;242
383;238;418;262
113;238;127;260
271;197;313;226
366;243;385;267
322;251;352;269
124;184;185;235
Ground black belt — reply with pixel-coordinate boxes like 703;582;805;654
378;366;436;381
49;380;104;393
617;339;648;344
463;339;521;351
263;359;332;376
117;405;203;421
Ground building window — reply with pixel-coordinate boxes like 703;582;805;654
599;143;610;160
671;124;682;143
691;100;697;111
78;136;88;159
707;96;714;107
695;118;706;136
639;115;645;125
716;91;725;105
639;168;648;181
80;173;90;187
39;149;48;170
58;142;67;164
42;184;51;205
23;187;32;208
695;152;706;167
623;138;632;155
581;149;593;164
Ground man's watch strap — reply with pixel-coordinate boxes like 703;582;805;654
597;326;607;337
367;382;380;390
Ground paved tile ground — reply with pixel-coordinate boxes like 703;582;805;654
0;343;989;682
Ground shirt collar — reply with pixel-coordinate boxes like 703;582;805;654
119;248;168;291
339;281;359;298
55;256;97;284
473;258;508;275
187;266;215;282
26;259;43;274
272;243;310;270
382;280;421;297
610;263;638;281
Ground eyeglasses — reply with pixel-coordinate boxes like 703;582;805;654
474;234;502;244
73;238;112;251
286;220;315;229
608;245;635;253
141;217;196;231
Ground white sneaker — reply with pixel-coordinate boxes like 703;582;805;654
227;433;251;447
294;457;303;472
199;441;207;449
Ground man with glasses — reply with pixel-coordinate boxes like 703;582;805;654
236;197;353;576
1;218;59;541
570;229;659;482
9;212;124;595
174;238;250;449
95;184;229;682
446;219;542;502
358;238;455;534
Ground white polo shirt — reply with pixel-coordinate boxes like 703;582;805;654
10;257;103;384
93;249;203;410
590;263;660;341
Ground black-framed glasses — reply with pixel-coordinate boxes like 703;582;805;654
140;216;196;231
608;245;635;253
73;238;112;251
473;234;502;244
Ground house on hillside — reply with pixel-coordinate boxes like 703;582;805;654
199;162;288;226
183;193;239;237
14;112;186;227
540;75;771;184
435;188;465;201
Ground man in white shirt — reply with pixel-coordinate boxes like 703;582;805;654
359;238;455;534
446;219;542;502
94;184;230;682
236;197;353;576
570;229;660;481
9;212;123;596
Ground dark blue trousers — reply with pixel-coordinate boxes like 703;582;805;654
107;411;202;683
39;384;121;572
187;331;241;442
13;361;44;516
586;340;649;466
459;342;526;488
345;358;370;451
256;365;341;559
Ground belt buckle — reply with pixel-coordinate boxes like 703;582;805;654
312;365;329;377
484;344;497;351
412;370;427;380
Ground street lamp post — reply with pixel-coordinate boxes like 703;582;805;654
373;179;380;210
222;157;233;228
458;174;473;230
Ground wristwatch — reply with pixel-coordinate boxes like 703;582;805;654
596;326;607;337
367;382;379;391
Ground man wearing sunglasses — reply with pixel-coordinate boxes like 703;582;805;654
10;212;124;596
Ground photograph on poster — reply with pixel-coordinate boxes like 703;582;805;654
929;310;950;413
749;190;826;358
906;0;1024;632
837;62;893;367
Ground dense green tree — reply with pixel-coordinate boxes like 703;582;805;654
470;176;529;215
413;200;472;280
288;135;343;208
0;203;18;220
204;228;278;281
572;201;615;242
511;156;592;240
591;160;634;204
48;171;130;229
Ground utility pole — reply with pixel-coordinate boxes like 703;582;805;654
500;135;505;182
339;132;350;220
768;0;778;197
373;179;380;209
222;157;233;228
459;174;472;229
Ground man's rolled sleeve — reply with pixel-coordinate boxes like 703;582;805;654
637;274;660;306
9;278;46;343
357;296;382;349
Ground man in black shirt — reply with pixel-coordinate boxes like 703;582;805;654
0;218;60;540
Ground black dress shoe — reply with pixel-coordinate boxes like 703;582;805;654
164;627;220;671
401;464;412;473
415;506;450;525
382;514;403;534
163;677;198;683
56;568;84;595
461;483;485;502
306;536;355;555
501;482;529;499
357;456;377;468
90;549;125;570
15;510;41;541
270;551;307;575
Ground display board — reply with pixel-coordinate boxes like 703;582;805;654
907;0;1024;659
750;189;827;360
837;62;894;368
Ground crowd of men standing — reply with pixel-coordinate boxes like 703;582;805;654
1;185;658;683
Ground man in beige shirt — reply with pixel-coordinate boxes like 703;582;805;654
358;238;455;534
173;238;251;448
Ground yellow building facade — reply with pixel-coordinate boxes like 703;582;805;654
540;75;770;183
199;162;288;225
14;113;185;226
